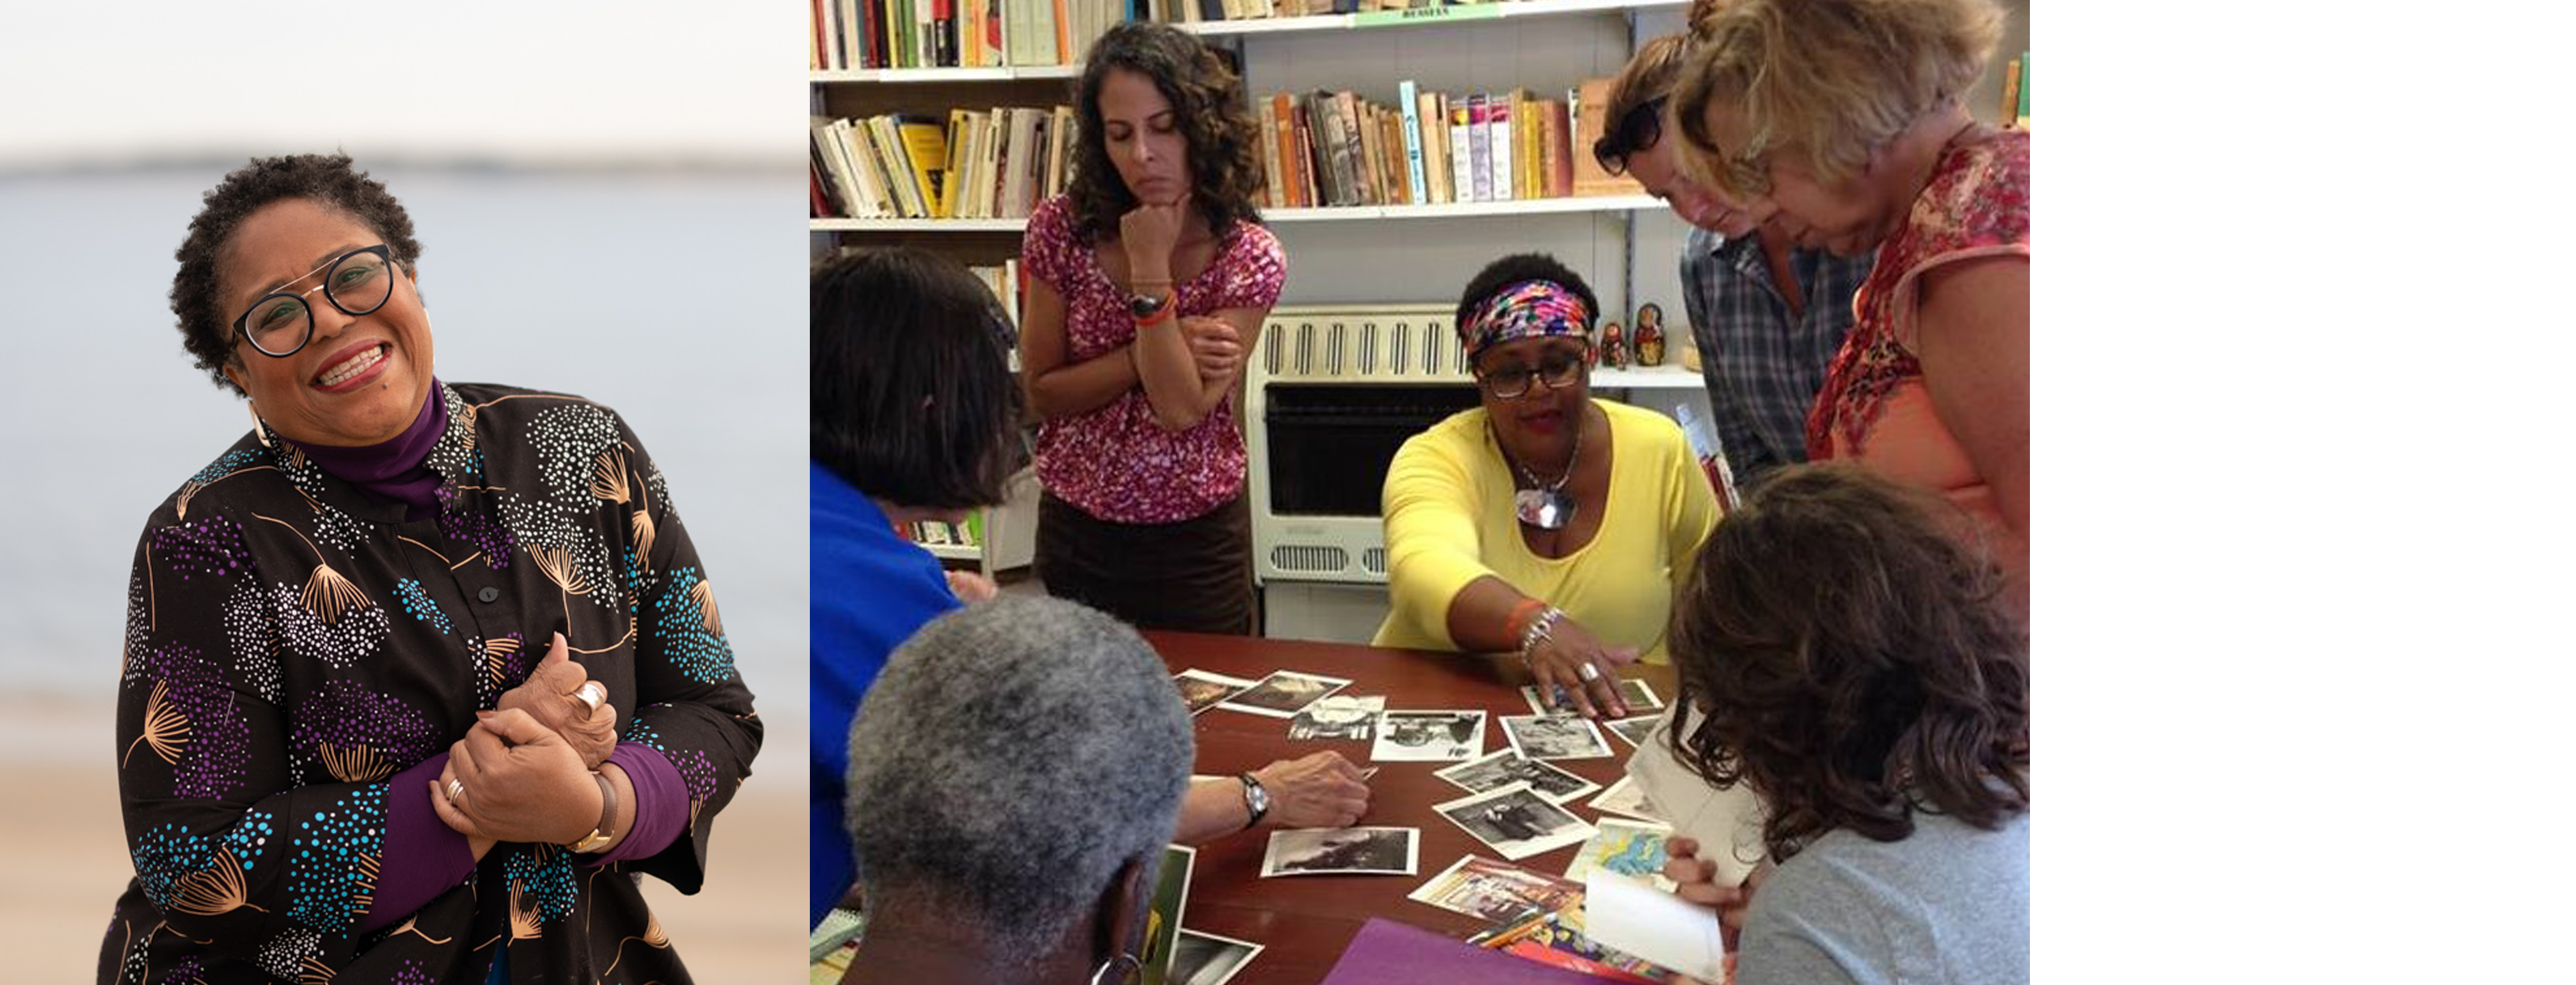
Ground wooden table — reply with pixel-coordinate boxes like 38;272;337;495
1147;631;1678;985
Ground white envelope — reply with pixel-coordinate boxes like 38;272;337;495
1620;705;1768;885
1582;871;1726;981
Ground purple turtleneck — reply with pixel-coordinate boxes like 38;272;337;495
281;379;450;522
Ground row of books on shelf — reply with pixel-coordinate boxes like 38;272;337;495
902;515;985;548
810;79;1643;221
811;0;1125;70
814;0;1599;71
1253;79;1638;210
811;106;1074;220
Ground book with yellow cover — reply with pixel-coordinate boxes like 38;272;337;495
895;116;949;217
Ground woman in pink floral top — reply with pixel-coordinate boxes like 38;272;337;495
1019;22;1286;633
1672;0;2029;615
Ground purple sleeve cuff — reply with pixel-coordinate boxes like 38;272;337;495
360;752;477;933
586;741;689;868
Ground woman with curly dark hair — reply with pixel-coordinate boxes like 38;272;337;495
1019;20;1286;635
1659;462;2027;985
101;154;761;984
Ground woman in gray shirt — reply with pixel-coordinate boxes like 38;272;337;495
1661;463;2029;985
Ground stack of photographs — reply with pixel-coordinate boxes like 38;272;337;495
1173;669;1256;715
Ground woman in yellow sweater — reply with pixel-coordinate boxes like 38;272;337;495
1375;254;1722;718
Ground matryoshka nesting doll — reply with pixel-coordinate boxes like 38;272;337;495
1599;320;1629;369
1633;303;1666;367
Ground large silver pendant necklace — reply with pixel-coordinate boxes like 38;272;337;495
1506;410;1582;531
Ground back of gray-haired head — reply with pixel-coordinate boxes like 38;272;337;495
845;596;1194;962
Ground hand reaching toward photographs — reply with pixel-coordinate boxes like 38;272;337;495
494;631;617;770
1523;615;1638;719
1254;751;1372;830
432;708;604;846
943;570;999;604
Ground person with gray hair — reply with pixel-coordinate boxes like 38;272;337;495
841;597;1195;985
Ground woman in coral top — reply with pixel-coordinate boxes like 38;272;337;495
1673;0;2029;612
1019;22;1286;634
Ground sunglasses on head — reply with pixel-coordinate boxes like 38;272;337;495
1591;95;1668;176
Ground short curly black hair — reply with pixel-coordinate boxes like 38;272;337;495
170;153;423;395
1066;22;1266;245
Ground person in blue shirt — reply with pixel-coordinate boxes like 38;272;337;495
811;247;1027;927
810;248;1375;930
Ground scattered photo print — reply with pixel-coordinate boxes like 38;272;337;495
1561;819;1677;892
1500;714;1615;761
1173;669;1257;715
1604;714;1663;749
1587;776;1663;823
1434;783;1595;861
1433;748;1600;805
1260;826;1421;877
1371;710;1487;762
1519;683;1574;715
1219;669;1354;718
1169;929;1264;985
1142;844;1195;982
1407;854;1587;923
1616;678;1663;711
1287;694;1386;741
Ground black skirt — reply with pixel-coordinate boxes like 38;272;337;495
1036;490;1255;635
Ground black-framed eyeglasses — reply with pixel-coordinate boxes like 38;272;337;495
1476;346;1590;400
1591;96;1668;177
230;244;400;358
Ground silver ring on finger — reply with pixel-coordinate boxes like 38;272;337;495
1577;661;1603;682
574;681;606;715
446;778;466;805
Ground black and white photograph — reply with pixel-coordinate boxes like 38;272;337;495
1616;678;1663;712
1288;694;1386;740
1520;683;1576;715
1604;714;1663;749
1370;710;1488;762
1175;669;1258;715
1434;748;1601;805
1259;826;1421;877
1434;783;1596;861
1169;929;1265;985
1501;714;1616;761
1218;669;1354;718
1588;776;1664;824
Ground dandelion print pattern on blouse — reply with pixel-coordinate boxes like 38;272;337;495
103;382;762;985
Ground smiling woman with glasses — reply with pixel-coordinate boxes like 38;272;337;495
1372;253;1722;720
102;153;763;985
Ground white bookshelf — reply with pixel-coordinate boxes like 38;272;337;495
1181;0;1685;36
810;65;1083;83
810;194;1662;232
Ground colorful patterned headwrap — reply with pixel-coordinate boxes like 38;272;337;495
1460;279;1593;361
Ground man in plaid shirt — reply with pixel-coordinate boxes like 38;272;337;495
1596;36;1875;486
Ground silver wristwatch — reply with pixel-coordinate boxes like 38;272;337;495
1237;772;1271;831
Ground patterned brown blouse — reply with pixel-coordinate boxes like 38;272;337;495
101;381;763;984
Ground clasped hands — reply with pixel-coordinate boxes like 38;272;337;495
428;632;620;853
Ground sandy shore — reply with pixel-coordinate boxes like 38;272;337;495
0;697;806;981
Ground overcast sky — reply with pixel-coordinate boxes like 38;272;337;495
0;0;805;170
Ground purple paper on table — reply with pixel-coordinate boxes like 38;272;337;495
1318;917;1612;984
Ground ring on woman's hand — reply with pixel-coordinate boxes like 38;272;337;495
446;778;466;805
574;681;606;715
1577;662;1603;682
